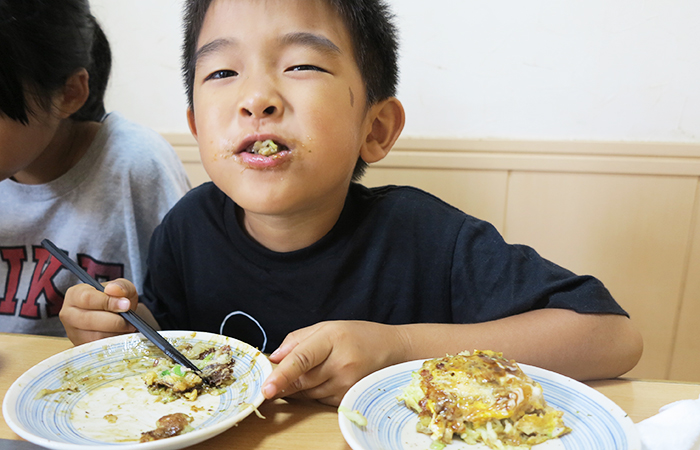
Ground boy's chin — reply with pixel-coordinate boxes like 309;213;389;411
226;187;302;216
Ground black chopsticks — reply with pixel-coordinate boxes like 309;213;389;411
41;239;209;383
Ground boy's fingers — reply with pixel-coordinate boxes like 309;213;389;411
73;309;135;333
62;284;133;340
104;279;138;301
71;284;130;312
63;310;136;345
109;297;133;312
262;338;332;399
268;323;323;363
281;370;342;404
268;342;296;363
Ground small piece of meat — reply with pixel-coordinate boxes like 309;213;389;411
195;348;216;360
140;413;193;442
200;345;236;387
202;362;235;386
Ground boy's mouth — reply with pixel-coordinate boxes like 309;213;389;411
223;137;294;168
242;139;289;156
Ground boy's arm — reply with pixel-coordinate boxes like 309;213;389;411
59;279;148;345
262;309;643;406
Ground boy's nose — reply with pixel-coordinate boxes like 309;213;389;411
238;89;283;119
241;103;278;118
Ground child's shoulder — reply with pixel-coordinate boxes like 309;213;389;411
355;183;467;217
94;112;187;181
166;181;225;216
98;112;177;160
353;183;498;235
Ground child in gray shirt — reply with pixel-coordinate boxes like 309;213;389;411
0;0;190;335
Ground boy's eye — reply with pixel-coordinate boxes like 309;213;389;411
205;70;238;81
286;65;327;73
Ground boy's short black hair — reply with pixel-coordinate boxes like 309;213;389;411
181;0;399;180
0;0;111;124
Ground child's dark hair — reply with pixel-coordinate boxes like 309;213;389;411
0;0;112;125
181;0;399;180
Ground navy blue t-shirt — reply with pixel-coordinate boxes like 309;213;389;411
141;182;627;353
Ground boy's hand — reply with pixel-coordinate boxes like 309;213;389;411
261;321;409;406
60;279;138;345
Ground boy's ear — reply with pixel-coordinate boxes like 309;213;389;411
186;108;199;141
56;68;90;118
360;97;405;164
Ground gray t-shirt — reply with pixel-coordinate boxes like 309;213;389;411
0;112;191;336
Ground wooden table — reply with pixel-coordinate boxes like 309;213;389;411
2;332;700;449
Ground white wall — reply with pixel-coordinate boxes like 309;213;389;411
91;0;700;142
91;0;187;133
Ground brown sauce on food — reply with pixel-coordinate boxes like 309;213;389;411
139;413;193;442
402;350;571;449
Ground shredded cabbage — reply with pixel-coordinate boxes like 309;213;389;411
396;372;424;413
338;405;367;427
429;441;446;450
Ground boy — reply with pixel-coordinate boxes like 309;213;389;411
0;0;190;336
61;0;642;406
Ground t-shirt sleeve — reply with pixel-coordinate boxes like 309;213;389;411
449;217;628;323
103;113;191;293
140;216;189;330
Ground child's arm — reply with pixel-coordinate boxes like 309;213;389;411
261;309;643;406
59;279;152;345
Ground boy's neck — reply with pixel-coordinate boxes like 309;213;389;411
12;119;101;185
237;194;348;253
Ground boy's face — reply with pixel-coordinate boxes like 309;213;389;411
188;0;372;219
0;106;61;183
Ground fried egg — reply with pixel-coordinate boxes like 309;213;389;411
399;350;570;449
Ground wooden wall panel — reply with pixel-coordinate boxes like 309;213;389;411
175;147;209;187
504;172;697;379
362;167;508;233
670;180;700;381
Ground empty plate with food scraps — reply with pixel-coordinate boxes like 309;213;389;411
2;331;272;450
338;352;641;450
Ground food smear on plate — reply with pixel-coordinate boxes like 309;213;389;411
34;380;79;399
397;350;571;450
34;336;243;443
140;413;194;442
68;372;220;443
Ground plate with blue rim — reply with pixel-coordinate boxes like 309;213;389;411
2;331;272;450
338;359;641;450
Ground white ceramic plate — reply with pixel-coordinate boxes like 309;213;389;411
3;331;272;450
339;360;641;450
